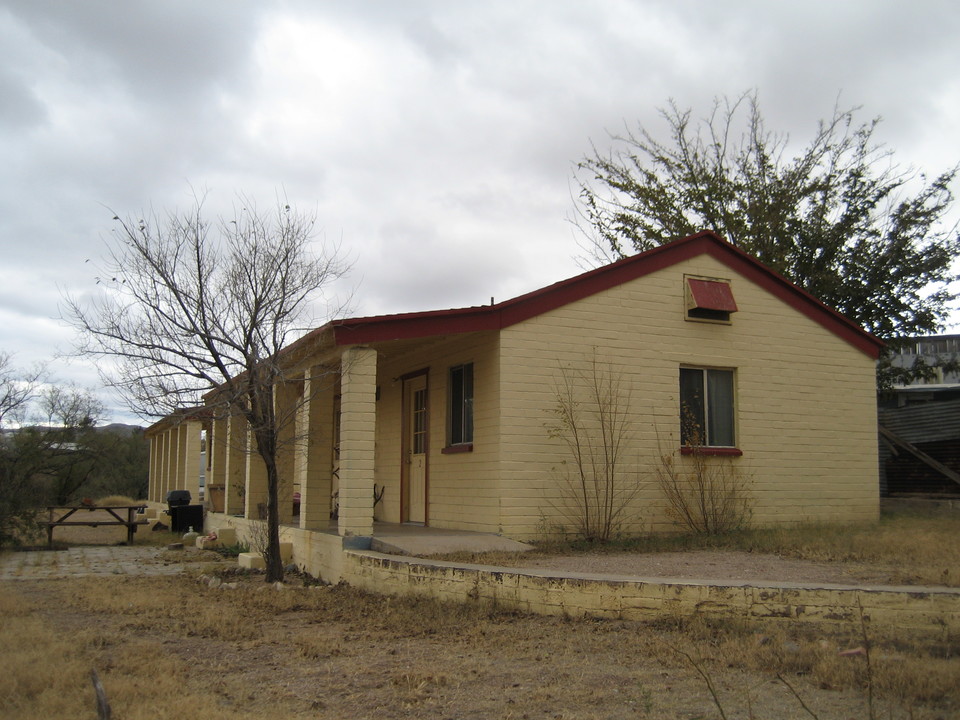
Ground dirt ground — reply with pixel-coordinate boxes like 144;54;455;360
5;566;942;720
4;530;958;719
498;550;906;587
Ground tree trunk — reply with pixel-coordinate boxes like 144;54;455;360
262;452;284;582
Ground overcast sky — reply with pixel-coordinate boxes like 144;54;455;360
1;0;958;423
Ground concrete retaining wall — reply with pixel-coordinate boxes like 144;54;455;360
341;550;960;634
195;509;959;634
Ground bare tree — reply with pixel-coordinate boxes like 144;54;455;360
65;195;349;581
33;386;104;506
0;354;44;545
0;352;41;428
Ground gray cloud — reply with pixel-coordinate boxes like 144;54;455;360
0;0;956;422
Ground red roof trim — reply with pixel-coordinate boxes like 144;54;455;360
687;278;738;312
331;231;884;359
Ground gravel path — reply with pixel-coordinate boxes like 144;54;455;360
0;546;194;580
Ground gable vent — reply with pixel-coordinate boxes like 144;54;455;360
686;277;737;322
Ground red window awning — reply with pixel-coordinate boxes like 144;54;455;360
687;278;738;313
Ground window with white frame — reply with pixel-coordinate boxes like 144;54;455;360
448;363;474;446
679;367;735;447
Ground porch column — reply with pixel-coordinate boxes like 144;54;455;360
208;416;227;512
172;426;184;492
222;414;246;516
163;428;175;501
180;420;202;503
275;378;300;525
158;430;168;503
154;431;166;503
338;346;377;537
147;435;157;502
245;427;269;520
296;365;335;530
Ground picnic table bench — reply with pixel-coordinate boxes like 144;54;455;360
43;505;149;546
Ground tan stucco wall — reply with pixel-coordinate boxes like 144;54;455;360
498;254;879;539
373;331;502;533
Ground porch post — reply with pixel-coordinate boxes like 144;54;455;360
275;379;300;525
222;414;246;516
296;365;335;530
338;346;377;537
165;427;177;499
180;420;202;504
157;430;168;503
245;427;269;520
170;423;187;490
208;416;227;512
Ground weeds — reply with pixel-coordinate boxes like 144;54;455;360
211;542;249;558
545;352;643;542
3;574;957;719
656;415;751;534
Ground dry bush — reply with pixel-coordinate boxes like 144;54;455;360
546;353;643;542
670;615;960;718
656;420;751;535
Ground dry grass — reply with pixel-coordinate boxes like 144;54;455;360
439;508;960;587
1;570;957;719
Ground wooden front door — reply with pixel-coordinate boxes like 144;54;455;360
403;374;428;524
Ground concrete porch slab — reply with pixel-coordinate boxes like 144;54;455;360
369;523;533;556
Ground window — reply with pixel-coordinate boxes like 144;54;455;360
448;363;473;446
679;367;736;448
685;276;737;322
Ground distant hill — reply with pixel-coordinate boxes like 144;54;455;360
0;423;145;437
98;423;146;437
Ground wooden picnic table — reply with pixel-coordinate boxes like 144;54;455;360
44;505;148;546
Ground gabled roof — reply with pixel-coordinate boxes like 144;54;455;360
322;231;884;359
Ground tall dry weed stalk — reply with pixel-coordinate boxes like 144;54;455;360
656;416;750;534
248;505;270;562
547;353;642;542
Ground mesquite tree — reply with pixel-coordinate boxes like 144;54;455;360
65;196;349;581
576;92;959;387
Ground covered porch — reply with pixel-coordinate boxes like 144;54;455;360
201;513;531;582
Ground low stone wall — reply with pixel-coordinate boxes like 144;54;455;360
342;550;960;634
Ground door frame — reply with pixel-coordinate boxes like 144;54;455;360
400;368;429;524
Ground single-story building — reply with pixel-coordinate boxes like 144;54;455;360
146;231;883;578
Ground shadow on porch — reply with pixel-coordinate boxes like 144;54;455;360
290;519;533;557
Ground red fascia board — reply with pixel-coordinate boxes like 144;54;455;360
331;231;884;359
687;277;738;312
333;307;502;345
143;406;212;436
331;234;702;343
